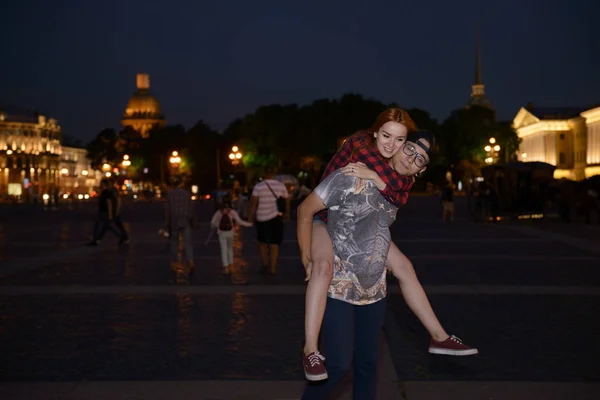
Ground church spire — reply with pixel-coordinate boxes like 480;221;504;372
474;28;482;85
468;27;490;107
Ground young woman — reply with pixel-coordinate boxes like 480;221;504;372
211;195;252;275
300;109;477;382
298;132;436;398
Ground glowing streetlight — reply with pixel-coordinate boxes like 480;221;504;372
102;163;111;171
489;137;496;144
81;170;89;176
60;168;68;175
169;150;181;165
484;145;491;152
229;146;242;165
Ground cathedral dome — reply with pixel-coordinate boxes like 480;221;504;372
121;73;166;137
123;74;163;118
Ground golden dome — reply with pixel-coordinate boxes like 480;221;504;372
123;74;164;118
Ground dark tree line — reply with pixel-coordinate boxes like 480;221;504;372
85;93;520;191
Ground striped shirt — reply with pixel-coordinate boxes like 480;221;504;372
251;179;288;222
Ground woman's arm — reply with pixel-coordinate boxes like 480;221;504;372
341;162;387;190
210;211;220;228
231;210;253;227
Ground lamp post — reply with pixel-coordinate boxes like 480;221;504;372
484;137;501;164
169;151;181;179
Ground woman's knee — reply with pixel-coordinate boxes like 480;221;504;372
312;258;333;278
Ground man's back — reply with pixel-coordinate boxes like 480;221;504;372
251;179;288;222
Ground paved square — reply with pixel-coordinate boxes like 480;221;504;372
0;197;599;399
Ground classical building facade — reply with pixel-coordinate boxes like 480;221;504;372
0;106;62;198
59;146;102;194
513;105;600;181
121;73;166;138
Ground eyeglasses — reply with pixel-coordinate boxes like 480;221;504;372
402;143;429;168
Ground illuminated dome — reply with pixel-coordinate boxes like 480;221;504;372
121;73;166;138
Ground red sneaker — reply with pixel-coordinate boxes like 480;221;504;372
429;335;478;356
303;351;328;381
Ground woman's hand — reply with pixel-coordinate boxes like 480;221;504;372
342;162;377;180
341;162;387;190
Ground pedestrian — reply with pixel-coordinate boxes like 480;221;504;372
87;178;124;246
165;175;195;276
211;194;252;275
248;167;291;275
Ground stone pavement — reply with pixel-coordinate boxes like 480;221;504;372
0;197;599;399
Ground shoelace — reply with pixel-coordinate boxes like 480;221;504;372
449;335;463;344
308;353;324;367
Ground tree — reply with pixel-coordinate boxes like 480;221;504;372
85;128;119;169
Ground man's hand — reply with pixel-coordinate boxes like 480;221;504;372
301;253;313;282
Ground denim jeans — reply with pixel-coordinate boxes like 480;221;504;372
170;224;194;263
302;297;387;400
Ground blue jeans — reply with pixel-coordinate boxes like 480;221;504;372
170;225;194;263
302;297;387;400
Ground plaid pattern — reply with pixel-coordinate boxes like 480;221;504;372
166;187;194;228
316;132;413;222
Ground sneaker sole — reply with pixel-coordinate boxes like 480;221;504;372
305;372;328;381
428;348;479;356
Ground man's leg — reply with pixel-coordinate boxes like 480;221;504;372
303;222;334;377
182;225;194;271
170;228;180;266
353;298;387;399
268;216;284;274
302;297;354;399
256;221;269;272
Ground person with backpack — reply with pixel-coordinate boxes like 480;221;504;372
210;195;253;275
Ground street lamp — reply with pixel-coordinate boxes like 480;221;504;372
169;151;181;165
229;146;242;165
122;154;131;168
484;138;501;164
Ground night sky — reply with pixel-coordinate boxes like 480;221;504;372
1;0;598;142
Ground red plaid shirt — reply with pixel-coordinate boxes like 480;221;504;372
316;132;414;222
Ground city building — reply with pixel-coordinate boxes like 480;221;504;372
513;104;600;181
121;73;166;138
59;146;101;195
0;106;62;199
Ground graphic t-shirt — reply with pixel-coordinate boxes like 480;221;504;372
314;170;397;305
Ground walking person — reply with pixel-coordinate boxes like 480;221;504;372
211;194;253;275
248;167;291;275
165;176;195;276
87;178;123;246
109;179;130;244
441;182;455;222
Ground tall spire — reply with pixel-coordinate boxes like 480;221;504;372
468;26;488;107
474;27;482;85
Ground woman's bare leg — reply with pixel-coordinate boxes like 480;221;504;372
304;221;334;355
386;242;448;341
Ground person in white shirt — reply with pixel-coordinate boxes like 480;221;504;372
249;167;291;274
210;195;253;275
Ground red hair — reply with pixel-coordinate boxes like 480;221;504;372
368;108;417;133
350;108;418;159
